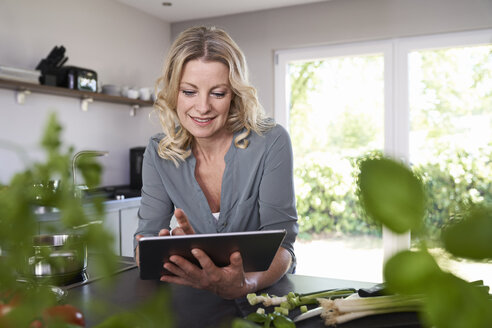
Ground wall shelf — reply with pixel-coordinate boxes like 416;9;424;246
0;78;154;115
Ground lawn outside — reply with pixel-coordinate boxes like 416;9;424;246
294;235;492;288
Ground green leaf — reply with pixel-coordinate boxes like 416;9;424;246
232;318;261;328
384;250;442;294
246;312;267;323
40;112;63;153
422;273;492;328
94;289;173;328
272;314;295;328
77;156;103;188
358;157;425;233
0;113;124;326
441;205;492;260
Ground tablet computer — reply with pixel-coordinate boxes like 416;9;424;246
138;229;286;280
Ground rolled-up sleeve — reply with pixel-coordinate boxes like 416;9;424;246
133;136;174;252
258;126;298;269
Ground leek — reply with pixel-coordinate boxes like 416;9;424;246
318;293;423;325
246;288;355;308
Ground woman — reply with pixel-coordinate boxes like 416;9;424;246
134;26;298;300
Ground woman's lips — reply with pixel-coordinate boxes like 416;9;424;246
191;116;214;125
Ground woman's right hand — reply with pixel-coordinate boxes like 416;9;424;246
136;208;193;266
136;208;194;267
167;208;195;235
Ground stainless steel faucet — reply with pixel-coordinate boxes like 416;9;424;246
71;150;109;188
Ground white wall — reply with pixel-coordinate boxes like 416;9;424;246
0;0;171;186
171;0;492;117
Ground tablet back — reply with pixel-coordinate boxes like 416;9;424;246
138;229;286;280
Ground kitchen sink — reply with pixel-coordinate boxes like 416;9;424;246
83;185;141;201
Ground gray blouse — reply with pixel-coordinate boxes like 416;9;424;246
134;124;298;269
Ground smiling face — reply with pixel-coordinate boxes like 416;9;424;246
176;59;233;143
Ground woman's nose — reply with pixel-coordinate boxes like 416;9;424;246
194;95;211;113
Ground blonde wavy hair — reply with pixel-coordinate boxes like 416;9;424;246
154;25;274;166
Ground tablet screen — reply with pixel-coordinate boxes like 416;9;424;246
138;229;286;280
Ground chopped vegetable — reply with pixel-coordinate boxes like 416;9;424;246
318;293;423;325
274;307;289;316
247;293;287;307
300;305;308;313
246;288;355;308
256;308;265;315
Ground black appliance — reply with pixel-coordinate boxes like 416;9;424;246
57;66;98;92
36;45;98;92
130;147;146;190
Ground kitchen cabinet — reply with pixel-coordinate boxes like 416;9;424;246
0;78;153;114
120;206;139;257
103;198;141;257
104;199;177;257
103;210;121;255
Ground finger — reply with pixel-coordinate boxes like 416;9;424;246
168;254;202;279
158;229;171;236
174;208;195;234
170;227;186;236
160;273;194;287
163;261;188;278
229;251;244;270
191;248;217;273
135;235;143;267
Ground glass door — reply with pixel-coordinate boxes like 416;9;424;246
276;42;390;282
275;30;492;285
407;41;492;287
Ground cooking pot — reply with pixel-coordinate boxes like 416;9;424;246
19;234;87;285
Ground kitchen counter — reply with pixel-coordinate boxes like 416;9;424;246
35;197;141;223
64;257;422;328
102;196;141;211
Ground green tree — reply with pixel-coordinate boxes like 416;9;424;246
290;45;491;239
288;60;322;159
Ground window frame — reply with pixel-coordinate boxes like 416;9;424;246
274;28;492;266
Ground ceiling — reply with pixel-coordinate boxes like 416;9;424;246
115;0;330;23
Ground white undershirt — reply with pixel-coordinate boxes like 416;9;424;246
212;212;220;221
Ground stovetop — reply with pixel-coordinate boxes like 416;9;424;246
63;256;137;290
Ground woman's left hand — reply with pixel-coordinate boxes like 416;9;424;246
160;249;252;300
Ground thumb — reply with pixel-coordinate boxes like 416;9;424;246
230;251;243;268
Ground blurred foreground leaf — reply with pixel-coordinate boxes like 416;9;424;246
422;273;492;328
359;156;492;328
94;289;173;328
441;205;492;260
384;250;442;295
0;112;118;325
358;157;425;233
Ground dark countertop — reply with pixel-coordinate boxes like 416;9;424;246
63;257;422;328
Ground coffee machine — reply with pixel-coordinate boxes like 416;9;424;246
130;147;146;190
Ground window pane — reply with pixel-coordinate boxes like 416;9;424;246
409;44;492;287
289;54;385;282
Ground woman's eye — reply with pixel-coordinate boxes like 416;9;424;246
211;92;226;98
182;90;196;96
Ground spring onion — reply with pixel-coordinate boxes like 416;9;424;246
318;293;423;325
246;293;287;307
246;288;355;308
274;306;289;316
